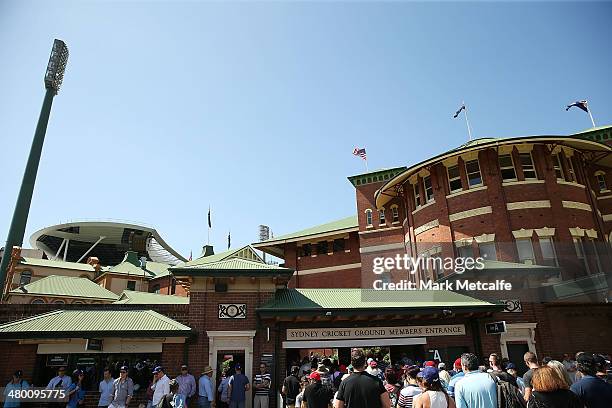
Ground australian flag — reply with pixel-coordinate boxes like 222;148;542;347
453;104;466;118
353;148;367;160
566;100;589;113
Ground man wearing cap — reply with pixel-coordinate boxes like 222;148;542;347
66;369;86;408
198;365;214;408
109;366;134;408
3;370;30;408
570;353;612;408
446;359;465;399
304;372;333;408
228;363;250;408
47;366;72;390
281;366;301;408
98;367;115;408
176;364;196;406
151;366;170;407
454;353;496;408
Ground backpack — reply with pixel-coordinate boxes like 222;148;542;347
489;373;526;408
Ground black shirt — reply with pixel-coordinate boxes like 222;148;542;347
282;375;300;403
304;382;333;408
530;389;583;408
523;368;536;389
336;371;386;408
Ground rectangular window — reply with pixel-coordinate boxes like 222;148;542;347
520;153;537;179
366;210;373;226
379;209;386;225
596;174;607;192
300;243;312;257
333;238;345;253
516;239;535;264
414;183;421;208
391;206;399;223
424;176;434;203
127;280;136;291
19;271;32;286
447;165;462;193
465;159;483;187
478;242;497;261
456;244;473;259
584;238;602;274
316;241;328;255
539;237;558;267
431;255;444;281
499;154;517;181
554;154;565;180
567;157;576;182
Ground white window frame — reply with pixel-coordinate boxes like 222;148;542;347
414;183;422;208
423;176;434;203
596;174;608;192
516;238;535;264
478;242;498;261
499;154;517;181
465;159;483;187
567;157;576;182
519;152;537;180
391;205;400;223
538;237;558;267
365;209;373;227
379;208;386;225
447;164;463;193
554;154;565;181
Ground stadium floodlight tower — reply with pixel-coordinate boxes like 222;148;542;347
0;39;69;296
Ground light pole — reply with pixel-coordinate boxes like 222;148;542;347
0;39;68;296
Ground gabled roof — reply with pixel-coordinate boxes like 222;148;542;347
252;216;358;258
0;309;192;339
96;252;171;281
171;258;293;277
257;288;502;317
180;245;263;267
114;290;189;304
10;275;118;301
19;257;95;272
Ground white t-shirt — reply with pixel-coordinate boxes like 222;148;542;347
152;375;170;405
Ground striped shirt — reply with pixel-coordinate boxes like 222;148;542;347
254;373;271;396
398;384;421;408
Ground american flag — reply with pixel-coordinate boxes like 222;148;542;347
353;147;367;160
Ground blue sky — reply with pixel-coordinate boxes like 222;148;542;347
1;1;610;259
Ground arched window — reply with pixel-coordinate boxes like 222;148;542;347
52;299;65;304
19;270;32;286
72;301;85;304
31;298;45;304
365;209;373;227
379;209;386;225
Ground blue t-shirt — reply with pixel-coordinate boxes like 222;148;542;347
570;375;612;408
66;383;86;408
229;373;249;402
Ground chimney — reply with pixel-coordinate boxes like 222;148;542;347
122;251;141;266
201;245;214;257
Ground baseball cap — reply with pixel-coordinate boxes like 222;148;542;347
235;363;242;370
438;363;446;369
417;367;440;383
181;365;188;370
14;370;23;378
369;360;378;368
73;369;84;376
152;366;163;374
120;366;129;372
424;360;436;367
309;372;321;381
506;363;516;370
454;358;462;368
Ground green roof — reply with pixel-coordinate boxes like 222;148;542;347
10;275;118;300
20;257;95;272
347;167;408;187
0;309;192;339
254;216;358;246
172;258;293;277
114;290;189;304
258;288;501;317
179;245;263;267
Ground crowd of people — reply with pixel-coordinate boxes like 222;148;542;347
2;360;270;408
280;349;612;408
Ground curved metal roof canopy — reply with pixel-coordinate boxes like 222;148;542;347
30;221;186;266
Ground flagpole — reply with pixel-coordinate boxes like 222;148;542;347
463;101;473;141
588;109;596;128
365;158;369;172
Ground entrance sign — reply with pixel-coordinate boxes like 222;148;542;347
485;321;507;334
428;349;442;361
287;324;465;341
46;354;68;367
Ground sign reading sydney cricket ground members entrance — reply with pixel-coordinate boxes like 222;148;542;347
287;324;465;341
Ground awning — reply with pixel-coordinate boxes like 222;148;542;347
0;309;192;340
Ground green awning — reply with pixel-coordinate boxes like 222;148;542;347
171;258;293;277
257;288;502;318
10;275;118;301
0;309;192;339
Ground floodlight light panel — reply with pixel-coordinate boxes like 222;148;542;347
44;39;69;94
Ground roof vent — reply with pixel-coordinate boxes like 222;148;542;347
122;251;141;266
201;245;214;258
